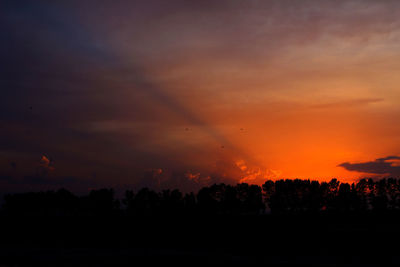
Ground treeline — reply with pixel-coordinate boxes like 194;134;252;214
2;178;400;216
263;178;400;214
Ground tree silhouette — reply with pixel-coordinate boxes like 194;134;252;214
3;178;400;216
80;188;119;216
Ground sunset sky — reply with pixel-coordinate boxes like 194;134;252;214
1;0;400;192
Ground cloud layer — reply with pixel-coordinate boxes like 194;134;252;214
2;0;400;191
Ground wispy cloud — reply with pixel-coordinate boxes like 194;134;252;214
310;98;384;109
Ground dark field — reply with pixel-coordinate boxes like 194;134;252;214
0;214;399;266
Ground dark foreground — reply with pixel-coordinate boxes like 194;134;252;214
0;214;399;266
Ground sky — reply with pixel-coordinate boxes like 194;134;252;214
1;0;400;193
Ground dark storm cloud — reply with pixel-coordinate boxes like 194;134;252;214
338;156;400;177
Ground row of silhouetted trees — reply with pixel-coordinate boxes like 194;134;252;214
263;178;400;214
2;178;400;216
